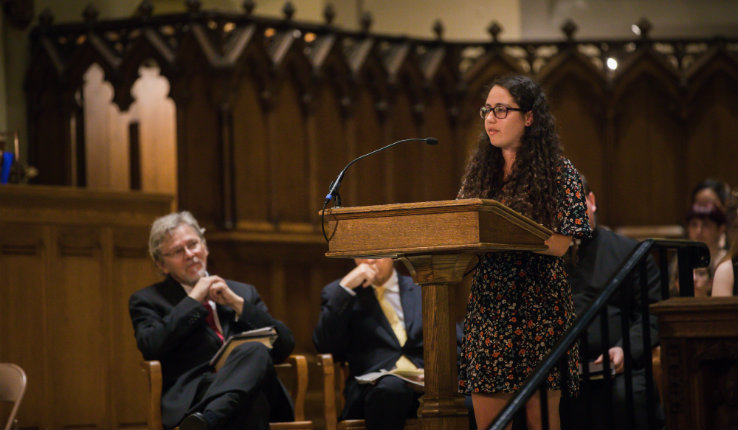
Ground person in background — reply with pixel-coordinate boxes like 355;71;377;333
691;178;731;250
561;175;664;430
684;203;727;296
691;178;730;210
313;258;424;430
129;211;295;430
712;189;738;296
712;241;737;296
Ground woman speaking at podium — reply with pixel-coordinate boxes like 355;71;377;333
456;75;591;429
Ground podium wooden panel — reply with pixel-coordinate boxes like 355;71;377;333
323;199;552;430
650;297;738;430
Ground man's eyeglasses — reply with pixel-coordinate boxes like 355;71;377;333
479;104;527;120
161;239;202;259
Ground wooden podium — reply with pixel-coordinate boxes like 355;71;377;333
323;199;552;430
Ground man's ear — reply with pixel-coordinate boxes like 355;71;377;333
524;111;533;127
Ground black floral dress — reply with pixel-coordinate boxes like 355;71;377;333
458;157;591;396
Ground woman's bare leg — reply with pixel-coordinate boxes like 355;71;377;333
525;389;561;430
472;392;513;430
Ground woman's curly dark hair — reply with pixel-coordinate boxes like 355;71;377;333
457;75;562;229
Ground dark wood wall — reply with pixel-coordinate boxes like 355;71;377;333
0;186;173;429
26;7;738;231
15;5;738;428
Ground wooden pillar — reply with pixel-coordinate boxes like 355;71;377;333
399;254;474;430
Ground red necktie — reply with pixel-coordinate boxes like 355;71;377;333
203;302;224;342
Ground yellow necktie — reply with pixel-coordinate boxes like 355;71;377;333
375;286;417;371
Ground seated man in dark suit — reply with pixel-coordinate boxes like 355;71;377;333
314;258;423;430
561;177;664;430
129;211;295;430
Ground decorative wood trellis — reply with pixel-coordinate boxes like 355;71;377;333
27;1;738;230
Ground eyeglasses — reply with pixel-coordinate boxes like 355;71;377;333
480;104;527;120
161;239;202;259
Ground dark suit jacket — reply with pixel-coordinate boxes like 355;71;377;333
129;275;295;428
313;273;423;417
568;226;661;367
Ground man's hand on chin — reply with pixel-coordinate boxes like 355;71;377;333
209;277;244;315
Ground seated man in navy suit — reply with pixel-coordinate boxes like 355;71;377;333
129;211;295;430
314;258;424;430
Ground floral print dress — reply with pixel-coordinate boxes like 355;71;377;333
458;157;591;396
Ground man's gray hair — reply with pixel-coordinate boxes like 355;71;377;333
148;211;206;262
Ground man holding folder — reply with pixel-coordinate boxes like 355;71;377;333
129;211;294;430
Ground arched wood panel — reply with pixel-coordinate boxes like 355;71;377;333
233;76;271;227
347;88;388;207
611;73;682;225
543;71;607;219
424;93;461;201
310;84;349;222
173;72;221;225
388;91;424;204
269;81;310;224
132;66;177;195
685;70;738;210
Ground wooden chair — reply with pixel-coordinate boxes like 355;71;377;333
141;355;313;429
317;354;420;430
0;363;27;430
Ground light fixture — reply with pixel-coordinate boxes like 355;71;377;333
606;57;618;71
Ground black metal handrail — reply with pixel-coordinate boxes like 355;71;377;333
488;238;710;430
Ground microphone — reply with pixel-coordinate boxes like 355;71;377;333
324;137;439;207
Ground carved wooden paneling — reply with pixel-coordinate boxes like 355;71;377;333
389;92;424;204
49;226;108;428
651;297;738;430
26;10;738;232
233;76;271;227
685;68;738;210
111;228;161;429
0;185;172;429
349;89;388;207
270;81;310;225
540;52;608;216
310;84;350;221
611;71;683;225
0;224;50;428
425;93;462;200
546;73;606;209
173;72;222;227
17;8;738;427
